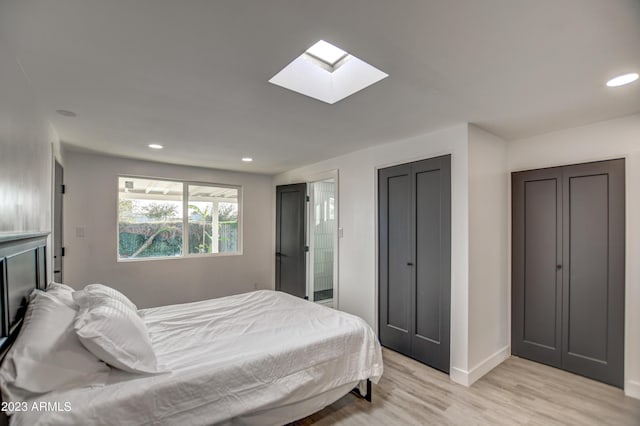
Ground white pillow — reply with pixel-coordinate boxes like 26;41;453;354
72;283;138;313
74;297;160;374
0;291;110;405
48;281;75;293
45;281;76;308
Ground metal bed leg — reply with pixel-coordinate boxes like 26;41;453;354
352;379;372;402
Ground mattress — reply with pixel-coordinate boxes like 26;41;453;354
9;290;383;426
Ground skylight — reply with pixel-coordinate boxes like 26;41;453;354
305;40;348;68
269;40;388;104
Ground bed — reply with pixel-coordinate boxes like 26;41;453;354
0;234;383;426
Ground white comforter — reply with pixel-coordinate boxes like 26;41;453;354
10;290;383;426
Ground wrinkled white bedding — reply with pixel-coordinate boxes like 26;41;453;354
10;290;383;426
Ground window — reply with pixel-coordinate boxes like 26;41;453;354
118;177;241;260
187;184;239;255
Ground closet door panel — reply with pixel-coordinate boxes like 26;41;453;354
387;174;411;331
378;165;412;355
523;179;560;348
512;169;563;367
412;156;451;373
566;174;608;361
562;159;625;388
414;168;442;342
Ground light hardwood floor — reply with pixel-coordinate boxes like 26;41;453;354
294;348;640;425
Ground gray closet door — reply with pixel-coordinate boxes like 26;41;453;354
379;155;451;373
411;157;451;372
275;183;307;299
512;159;625;388
561;160;625;387
379;164;412;354
512;168;563;368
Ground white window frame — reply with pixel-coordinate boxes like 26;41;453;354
117;176;243;262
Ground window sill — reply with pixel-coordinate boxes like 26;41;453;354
116;251;243;263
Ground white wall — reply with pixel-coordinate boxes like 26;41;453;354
63;151;274;308
508;113;640;398
463;125;509;385
275;124;472;379
0;37;60;283
0;38;57;234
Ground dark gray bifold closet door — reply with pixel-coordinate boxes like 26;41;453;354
512;167;563;368
379;155;451;373
275;183;307;299
379;163;412;355
512;159;625;388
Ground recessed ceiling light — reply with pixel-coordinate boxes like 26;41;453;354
241;157;253;162
606;72;639;87
305;40;348;68
56;109;77;117
148;144;163;149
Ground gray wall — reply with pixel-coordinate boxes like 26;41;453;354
63;150;274;308
0;38;58;235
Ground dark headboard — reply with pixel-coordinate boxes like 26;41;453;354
0;233;48;357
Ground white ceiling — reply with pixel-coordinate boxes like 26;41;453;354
1;0;639;174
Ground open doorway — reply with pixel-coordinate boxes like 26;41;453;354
308;177;337;308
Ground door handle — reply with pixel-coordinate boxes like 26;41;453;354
407;262;414;266
556;264;562;270
276;252;286;257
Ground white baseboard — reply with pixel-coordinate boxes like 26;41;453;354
449;366;471;387
450;345;510;387
625;380;640;400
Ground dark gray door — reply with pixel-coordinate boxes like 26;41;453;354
275;183;307;298
378;164;412;355
561;160;625;387
379;155;451;373
512;167;563;368
53;160;64;283
411;157;451;372
512;159;625;388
